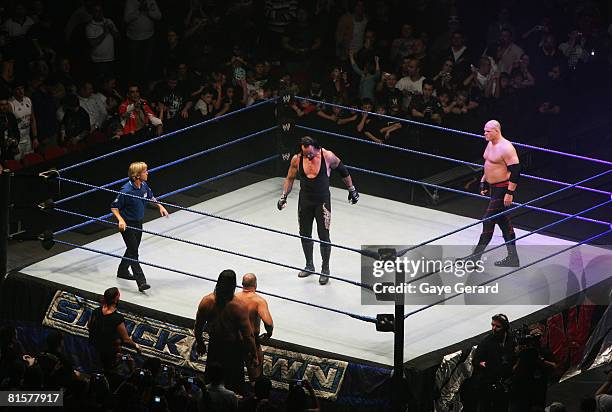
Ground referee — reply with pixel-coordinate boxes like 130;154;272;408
111;162;168;291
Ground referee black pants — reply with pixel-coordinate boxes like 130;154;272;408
118;220;145;278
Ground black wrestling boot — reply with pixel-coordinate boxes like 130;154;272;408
494;255;520;267
494;246;520;267
319;244;331;285
299;239;314;278
319;267;330;285
495;236;520;267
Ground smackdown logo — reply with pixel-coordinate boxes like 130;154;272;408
43;290;204;371
43;291;348;399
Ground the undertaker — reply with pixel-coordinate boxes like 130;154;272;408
278;136;359;285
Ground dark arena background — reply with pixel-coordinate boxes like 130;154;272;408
1;1;611;411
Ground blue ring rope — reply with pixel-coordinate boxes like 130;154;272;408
346;165;611;227
57;98;277;173
54;206;370;289
56;198;611;302
295;96;612;167
55;126;278;205
403;228;612;320
53;159;609;257
54;155;278;235
51;238;376;323
397;198;612;313
54;165;368;257
296;125;610;196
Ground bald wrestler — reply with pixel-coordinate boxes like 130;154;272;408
471;120;521;267
194;269;258;395
235;273;274;381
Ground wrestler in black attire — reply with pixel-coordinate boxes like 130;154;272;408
471;120;521;267
278;136;359;285
299;144;332;275
474;179;518;265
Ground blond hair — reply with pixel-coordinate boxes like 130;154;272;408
128;162;148;179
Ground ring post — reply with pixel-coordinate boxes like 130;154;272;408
378;247;406;411
0;170;11;291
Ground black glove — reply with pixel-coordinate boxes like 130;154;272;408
348;186;359;204
277;193;288;210
479;181;489;195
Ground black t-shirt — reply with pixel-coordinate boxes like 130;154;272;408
510;346;555;406
376;86;403;109
153;82;190;120
62;107;90;139
284;23;320;53
221;97;244;113
159;44;187;72
363;116;386;138
410;95;442;118
531;48;564;82
473;333;516;385
537;78;566;106
88;307;124;352
0;112;20;160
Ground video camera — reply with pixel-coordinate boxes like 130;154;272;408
513;324;541;347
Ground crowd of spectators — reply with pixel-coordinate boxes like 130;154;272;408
0;1;610;410
0;325;309;411
2;311;611;411
0;0;608;171
0;273;317;412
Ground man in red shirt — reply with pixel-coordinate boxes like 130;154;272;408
119;84;162;136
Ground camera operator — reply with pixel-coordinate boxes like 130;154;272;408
473;313;516;412
508;325;558;412
0;93;21;165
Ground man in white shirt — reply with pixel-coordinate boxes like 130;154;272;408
77;81;107;130
124;0;162;83
9;82;37;160
86;4;119;76
395;58;425;110
496;28;524;74
3;3;34;38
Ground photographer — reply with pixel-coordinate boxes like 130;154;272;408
473;314;516;412
558;29;590;70
118;84;162;137
0;94;20;164
508;325;558;412
410;79;443;124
